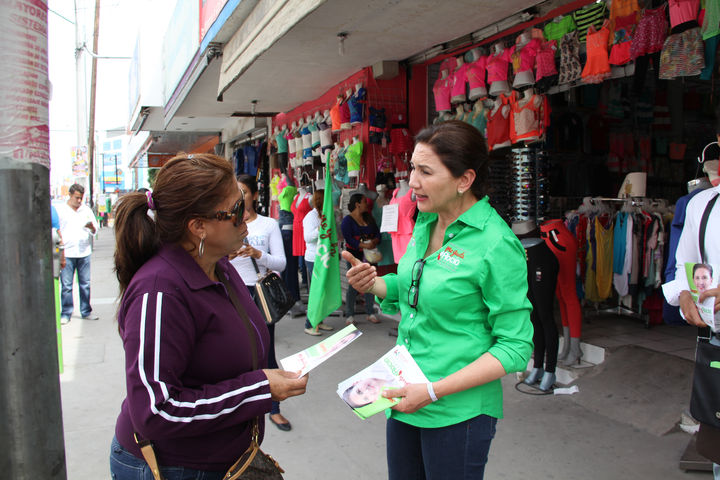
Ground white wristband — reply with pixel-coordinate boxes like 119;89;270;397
426;382;438;402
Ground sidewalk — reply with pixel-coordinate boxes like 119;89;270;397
59;229;710;479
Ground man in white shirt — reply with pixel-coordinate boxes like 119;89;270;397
662;157;720;477
57;184;99;324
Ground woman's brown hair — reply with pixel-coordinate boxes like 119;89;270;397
414;120;490;199
311;190;324;213
113;153;236;296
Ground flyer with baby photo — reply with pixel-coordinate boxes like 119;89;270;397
280;324;362;377
336;345;428;420
684;262;720;332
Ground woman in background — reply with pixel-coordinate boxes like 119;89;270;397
230;174;293;432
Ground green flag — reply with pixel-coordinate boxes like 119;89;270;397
307;165;342;327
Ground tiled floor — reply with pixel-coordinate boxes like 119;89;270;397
581;312;698;361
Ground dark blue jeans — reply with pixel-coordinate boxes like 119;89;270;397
61;256;92;317
109;436;224;480
386;414;497;480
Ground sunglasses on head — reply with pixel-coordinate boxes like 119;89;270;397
210;198;245;227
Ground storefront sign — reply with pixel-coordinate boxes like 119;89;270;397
0;0;50;167
200;0;229;42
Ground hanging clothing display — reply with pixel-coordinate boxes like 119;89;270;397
581;24;612;84
572;1;608;43
543;15;577;42
558;31;583;84
486;95;511;151
509;92;546;144
291;192;312;257
630;6;668;59
609;13;638;65
535;40;558;92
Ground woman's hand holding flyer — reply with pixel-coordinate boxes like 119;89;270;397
337;345;429;419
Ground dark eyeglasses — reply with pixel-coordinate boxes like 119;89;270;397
210;198;245;227
407;259;426;309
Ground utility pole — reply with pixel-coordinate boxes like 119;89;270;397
87;0;101;208
0;2;67;479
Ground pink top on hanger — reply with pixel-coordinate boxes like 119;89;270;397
450;63;470;98
466;56;488;89
486;48;513;83
432;76;452;112
389;188;417;263
535;40;558;80
668;0;699;27
511;38;541;73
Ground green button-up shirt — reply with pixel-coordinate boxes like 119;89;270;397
379;197;533;428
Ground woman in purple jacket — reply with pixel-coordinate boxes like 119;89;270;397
110;154;307;479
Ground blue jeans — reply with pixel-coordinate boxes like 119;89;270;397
386;414;497;480
109;436;224;480
61;256;92;318
304;261;314;328
345;262;374;317
279;229;299;303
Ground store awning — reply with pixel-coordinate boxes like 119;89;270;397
217;0;546;114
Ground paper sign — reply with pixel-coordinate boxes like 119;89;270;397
380;203;399;233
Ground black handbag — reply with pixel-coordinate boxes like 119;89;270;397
689;194;720;428
690;337;720;428
251;257;295;325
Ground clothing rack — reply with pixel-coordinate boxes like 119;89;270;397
577;196;658;327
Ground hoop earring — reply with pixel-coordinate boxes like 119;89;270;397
198;234;206;258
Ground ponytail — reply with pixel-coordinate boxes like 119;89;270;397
113;192;160;297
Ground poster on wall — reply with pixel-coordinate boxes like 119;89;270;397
71;146;88;177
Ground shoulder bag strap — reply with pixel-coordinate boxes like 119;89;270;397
697;194;718;341
216;266;259;370
251;256;262;278
698;194;718;264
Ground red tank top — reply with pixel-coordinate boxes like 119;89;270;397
486;95;511;151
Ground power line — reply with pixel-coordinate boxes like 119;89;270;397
49;7;75;25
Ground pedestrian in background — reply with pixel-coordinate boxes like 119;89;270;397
110;154;307;479
229;173;294;432
57;183;99;324
344;121;533;479
302;189;335;335
341;193;381;325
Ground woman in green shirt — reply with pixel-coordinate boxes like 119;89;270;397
343;120;533;479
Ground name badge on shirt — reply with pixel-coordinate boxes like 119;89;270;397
436;243;465;272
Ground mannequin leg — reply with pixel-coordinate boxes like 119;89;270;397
524;367;544;385
556;286;570;361
560;337;583;366
525;309;545;385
